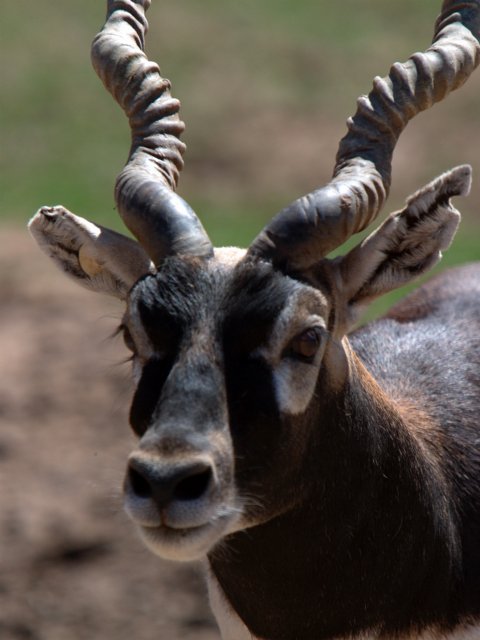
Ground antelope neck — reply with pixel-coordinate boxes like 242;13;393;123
209;358;460;640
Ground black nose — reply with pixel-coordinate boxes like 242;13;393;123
126;456;214;509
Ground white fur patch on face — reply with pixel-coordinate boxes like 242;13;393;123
272;357;323;415
124;297;155;371
257;287;329;416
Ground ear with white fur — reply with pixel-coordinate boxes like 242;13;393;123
335;165;471;325
28;206;154;299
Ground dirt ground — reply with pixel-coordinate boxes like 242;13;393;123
0;228;220;640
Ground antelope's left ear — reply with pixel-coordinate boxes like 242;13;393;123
335;165;471;322
28;206;155;299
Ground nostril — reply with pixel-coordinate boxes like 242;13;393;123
174;467;213;502
128;466;152;499
126;456;215;508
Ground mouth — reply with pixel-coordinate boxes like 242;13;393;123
135;511;240;562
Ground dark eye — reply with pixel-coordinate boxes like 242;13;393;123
122;326;136;353
288;328;322;362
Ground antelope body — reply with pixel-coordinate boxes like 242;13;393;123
29;1;480;639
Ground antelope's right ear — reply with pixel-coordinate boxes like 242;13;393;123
28;206;155;299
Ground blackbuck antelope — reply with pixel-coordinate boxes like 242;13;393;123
29;0;480;638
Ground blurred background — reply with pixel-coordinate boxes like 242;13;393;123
1;1;479;638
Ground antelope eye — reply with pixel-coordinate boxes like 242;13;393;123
288;328;322;362
122;326;136;353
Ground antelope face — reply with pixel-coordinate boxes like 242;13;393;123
121;251;336;561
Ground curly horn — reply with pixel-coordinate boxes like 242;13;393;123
91;0;213;265
247;1;480;271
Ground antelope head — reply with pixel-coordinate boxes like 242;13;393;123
29;0;480;562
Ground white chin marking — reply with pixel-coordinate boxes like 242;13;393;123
136;513;239;562
138;526;213;562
